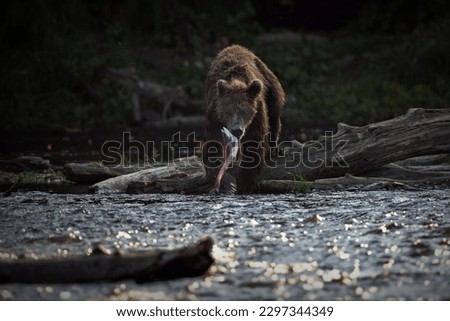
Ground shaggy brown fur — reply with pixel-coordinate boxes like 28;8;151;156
202;45;285;193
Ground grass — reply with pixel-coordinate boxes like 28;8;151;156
293;173;310;193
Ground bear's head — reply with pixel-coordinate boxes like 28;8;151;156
216;79;262;140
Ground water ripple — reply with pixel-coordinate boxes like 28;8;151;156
0;189;449;300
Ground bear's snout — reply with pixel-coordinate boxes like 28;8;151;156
231;128;244;139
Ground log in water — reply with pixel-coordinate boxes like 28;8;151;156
0;237;214;284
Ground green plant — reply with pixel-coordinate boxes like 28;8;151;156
293;173;310;193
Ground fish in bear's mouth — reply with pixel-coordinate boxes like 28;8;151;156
210;127;239;193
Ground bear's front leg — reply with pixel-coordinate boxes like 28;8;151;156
237;140;264;194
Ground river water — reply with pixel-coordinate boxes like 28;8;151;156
0;189;449;300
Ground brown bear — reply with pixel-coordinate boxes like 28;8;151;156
202;44;285;194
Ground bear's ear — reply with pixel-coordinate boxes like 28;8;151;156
217;79;228;97
247;79;262;98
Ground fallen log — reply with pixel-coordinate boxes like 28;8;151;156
261;108;450;180
97;68;189;123
91;157;206;193
258;174;450;193
0;156;53;173
90;108;450;194
0;237;214;284
64;162;121;184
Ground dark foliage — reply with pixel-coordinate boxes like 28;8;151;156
0;0;449;129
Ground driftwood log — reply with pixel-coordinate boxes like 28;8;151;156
262;108;450;180
90;108;450;194
0;237;213;284
64;162;121;184
98;68;189;123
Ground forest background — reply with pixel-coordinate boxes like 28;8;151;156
1;0;449;130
